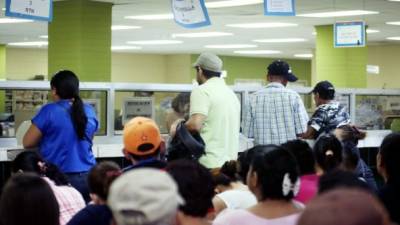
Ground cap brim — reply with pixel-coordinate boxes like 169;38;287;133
286;73;298;82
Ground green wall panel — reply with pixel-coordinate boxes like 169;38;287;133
48;0;112;81
315;25;367;88
0;45;5;112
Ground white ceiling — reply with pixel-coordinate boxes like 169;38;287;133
1;0;400;58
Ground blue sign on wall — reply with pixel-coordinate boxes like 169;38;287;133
171;0;211;28
334;21;365;48
5;0;53;22
264;0;295;16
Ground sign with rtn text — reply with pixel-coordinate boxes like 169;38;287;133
5;0;52;22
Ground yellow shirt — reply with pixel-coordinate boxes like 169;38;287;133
190;77;241;168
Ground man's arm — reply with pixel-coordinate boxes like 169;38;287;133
299;126;316;139
185;113;207;133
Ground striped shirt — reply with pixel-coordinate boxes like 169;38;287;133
242;82;309;145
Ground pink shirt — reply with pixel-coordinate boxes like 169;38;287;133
295;174;319;204
213;209;300;225
43;177;85;225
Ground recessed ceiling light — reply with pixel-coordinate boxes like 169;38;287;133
205;44;257;49
125;14;173;20
366;29;380;34
8;41;48;46
297;10;379;18
172;32;233;38
1;8;5;11
39;35;48;39
111;25;141;30
387;37;400;40
0;18;34;23
294;54;313;58
127;40;183;45
111;46;142;50
234;50;281;54
226;22;297;28
253;38;306;43
386;21;400;25
206;0;262;8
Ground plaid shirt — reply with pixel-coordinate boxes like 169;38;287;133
242;82;309;145
43;177;86;225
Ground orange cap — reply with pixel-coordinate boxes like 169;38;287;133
123;117;162;156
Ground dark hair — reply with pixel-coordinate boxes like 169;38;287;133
282;140;315;175
336;125;366;146
318;170;371;194
237;146;266;184
314;89;335;100
0;173;60;225
171;93;190;116
250;145;299;201
212;172;232;187
166;160;215;218
88;161;121;201
342;141;360;171
129;148;160;161
12;151;69;186
379;132;400;184
314;135;343;172
50;70;87;140
220;160;239;182
198;67;221;79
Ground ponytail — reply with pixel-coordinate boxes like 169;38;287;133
51;70;87;140
314;135;343;172
71;95;87;140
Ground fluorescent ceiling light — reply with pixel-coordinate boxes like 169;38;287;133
172;32;233;38
206;0;262;8
366;29;380;34
226;22;297;28
386;21;400;25
8;41;48;46
234;50;281;54
111;46;142;50
387;37;400;40
0;18;34;23
294;54;313;58
388;0;400;1
125;14;173;20
127;40;183;45
253;38;306;43
205;44;257;49
298;10;379;18
111;25;141;30
312;32;317;35
1;8;5;11
39;35;48;39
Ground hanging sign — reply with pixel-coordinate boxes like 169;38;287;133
264;0;295;16
5;0;52;22
334;21;365;48
171;0;211;28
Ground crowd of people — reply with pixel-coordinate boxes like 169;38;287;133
1;53;398;225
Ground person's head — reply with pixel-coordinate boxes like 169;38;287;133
108;168;183;225
342;141;360;172
12;151;69;186
88;161;121;203
166;160;214;219
282;140;315;175
123;117;165;164
247;145;300;201
313;134;343;173
193;53;222;85
171;93;190;118
220;160;239;182
377;132;400;183
312;80;335;106
0;173;60;225
266;60;298;86
298;189;391;225
50;70;87;139
211;170;233;194
237;145;269;184
318;170;371;194
334;124;366;145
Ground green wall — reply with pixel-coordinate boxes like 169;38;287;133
191;54;312;85
0;45;5;112
48;0;112;81
315;25;367;88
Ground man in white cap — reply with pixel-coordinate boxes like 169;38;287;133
108;168;183;225
184;53;240;169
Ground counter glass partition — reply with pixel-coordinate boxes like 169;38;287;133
356;95;400;130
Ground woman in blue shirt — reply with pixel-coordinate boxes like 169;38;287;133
23;70;98;202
